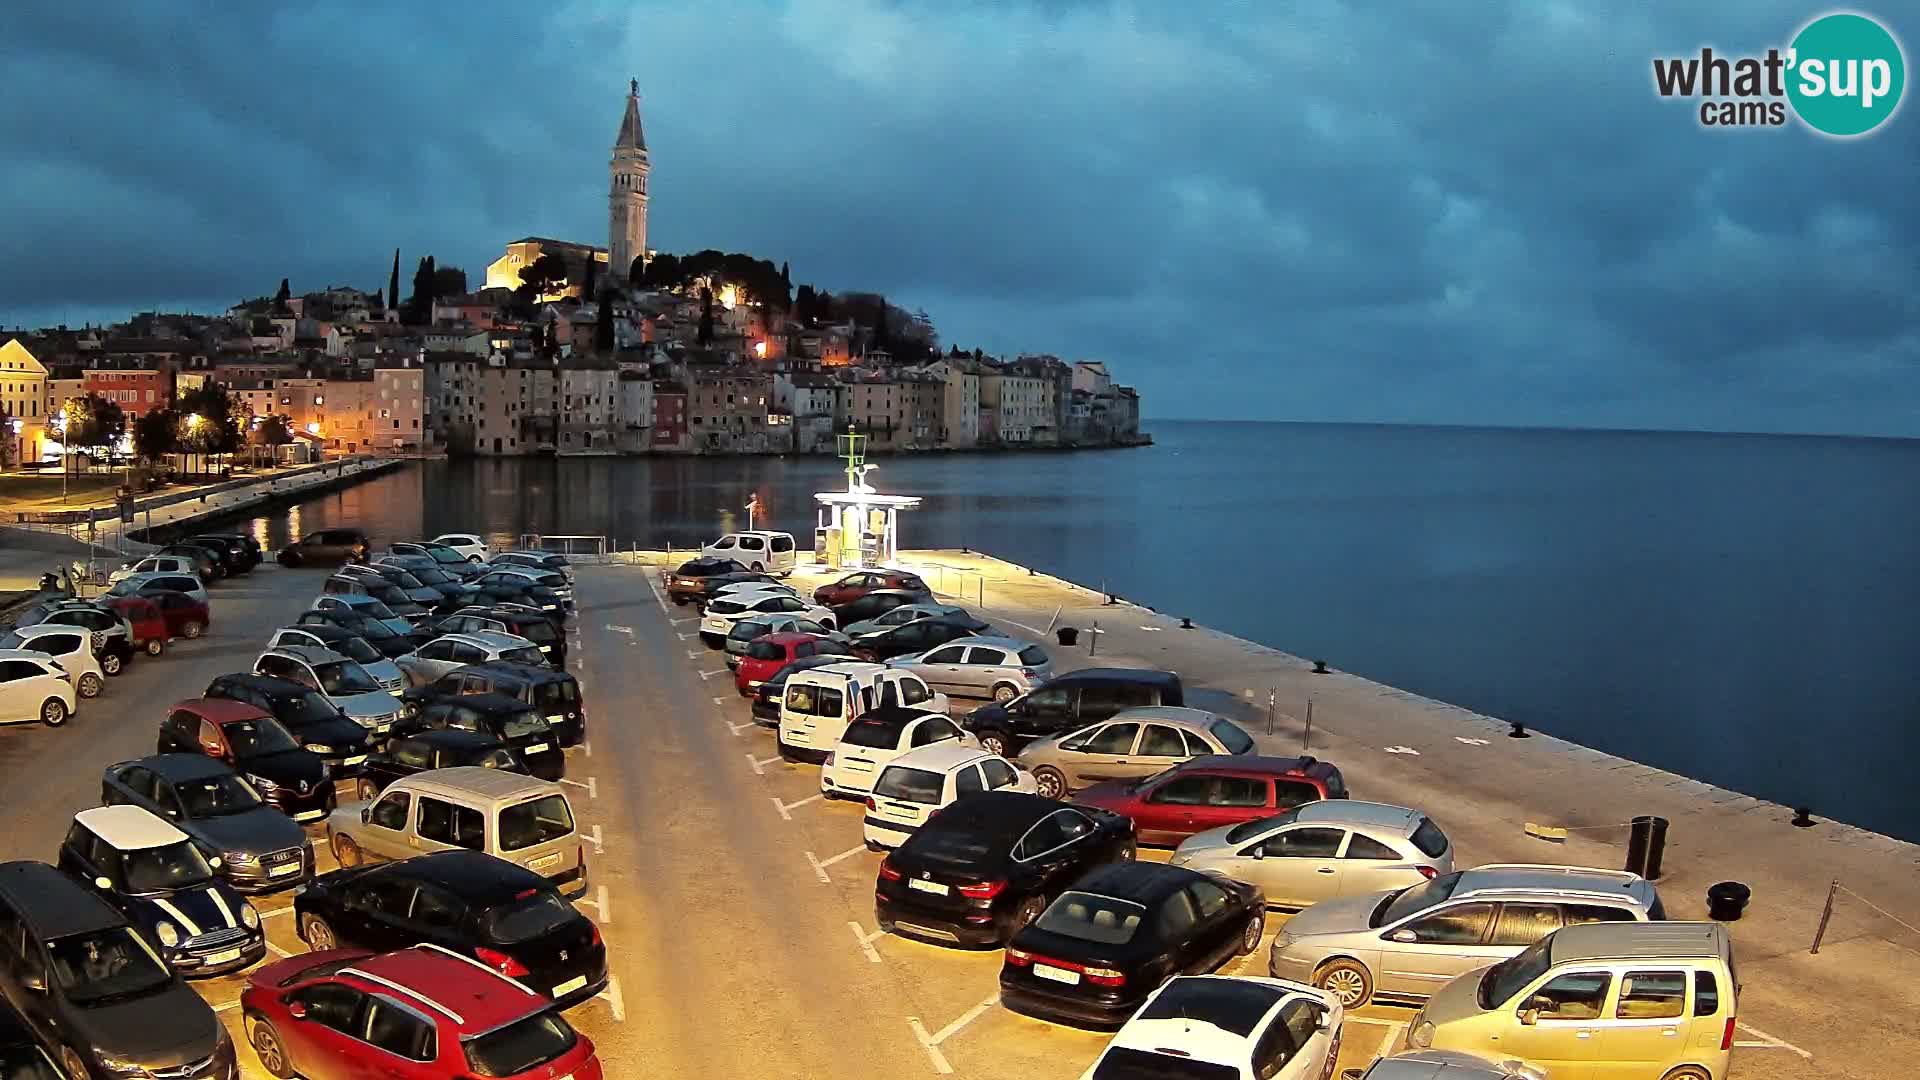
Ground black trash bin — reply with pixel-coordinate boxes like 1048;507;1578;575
1708;881;1751;921
1624;815;1669;880
1056;627;1079;647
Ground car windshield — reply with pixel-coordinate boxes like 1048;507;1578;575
1377;871;1463;927
226;717;302;757
499;794;574;852
0;632;25;650
746;639;787;661
177;774;266;817
1209;718;1256;755
1480;936;1555;1009
0;1044;61;1080
841;720;905;749
1034;891;1146;945
502;646;546;666
906;828;996;871
406;565;454;585
123;839;215;892
874;767;944;804
1225;808;1299;845
365;584;409;606
48;928;172;1004
464;1010;578;1077
322;636;380;665
1090;1048;1239;1080
289;691;348;725
314;660;381;695
502;711;552;741
482;892;576;944
383;570;425;589
356;599;400;621
708;600;745;616
423;545;467;565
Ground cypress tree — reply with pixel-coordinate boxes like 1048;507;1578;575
698;287;715;345
584;257;598;300
594;296;614;353
388;249;400;312
423;256;438;303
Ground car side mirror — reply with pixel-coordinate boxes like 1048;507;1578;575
1341;1070;1365;1080
1519;1007;1541;1027
361;806;372;824
1389;929;1418;943
93;876;112;890
1315;1008;1332;1030
287;1001;308;1019
21;974;45;993
207;856;222;869
1249;845;1265;860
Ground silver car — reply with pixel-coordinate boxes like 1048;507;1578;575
394;631;547;687
1170;801;1453;909
841;602;974;638
1342;1050;1547;1080
336;563;443;609
1015;706;1257;798
265;627;407;693
1268;863;1664;1009
887;634;1051;702
252;645;402;734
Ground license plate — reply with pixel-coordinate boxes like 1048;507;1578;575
540;645;552;653
907;879;949;896
203;948;243;965
371;723;391;733
524;744;550;755
1034;964;1081;985
546;713;565;723
529;853;561;870
294;809;325;821
552;975;587;997
341;755;367;766
269;862;302;877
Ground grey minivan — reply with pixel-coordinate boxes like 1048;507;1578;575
1170;800;1453;909
887;634;1052;702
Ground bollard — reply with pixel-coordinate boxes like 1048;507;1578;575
1509;721;1530;739
1707;881;1751;921
1180;616;1192;629
1312;660;1329;674
1625;816;1669;880
1303;697;1314;752
1089;621;1099;657
1792;807;1816;828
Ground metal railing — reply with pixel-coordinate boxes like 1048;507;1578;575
517;534;613;564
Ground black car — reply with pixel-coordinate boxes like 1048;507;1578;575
850;615;985;663
390;694;564;781
101;755;312;893
57;807;267;978
666;557;752;605
402;661;586;747
158;701;337;823
154;543;224;582
15;600;137;675
963;668;1186;756
829;589;928;628
296;606;417;659
998;861;1265;1028
354;730;527;800
0;998;65;1078
373;557;478;604
876;791;1136;948
173;539;239;579
0;860;234;1079
436;606;567;667
323;576;434;628
277;527;370;567
294;850;608;1008
750;654;848;725
390;540;487;580
203;673;372;778
469;578;565;619
189;533;260;572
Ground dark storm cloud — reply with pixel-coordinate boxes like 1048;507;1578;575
2;1;1914;434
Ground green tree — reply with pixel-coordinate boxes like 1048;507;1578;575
250;412;293;464
431;264;467;298
594;297;614;353
176;383;245;472
133;408;179;464
388;249;401;313
698;286;715;345
272;278;291;313
61;394;126;470
583;257;598;301
406;256;434;321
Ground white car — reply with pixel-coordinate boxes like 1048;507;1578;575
394;631;547;687
711;580;800;602
0;649;78;726
431;533;490;562
1344;1051;1549;1080
777;663;950;763
700;590;835;645
862;743;1036;849
491;550;574;582
107;555;200;584
821;707;975;799
1077;975;1344;1080
0;624;106;699
104;571;211;608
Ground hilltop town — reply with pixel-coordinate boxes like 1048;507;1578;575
0;84;1144;465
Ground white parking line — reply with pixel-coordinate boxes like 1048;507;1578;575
1371;1020;1405;1060
603;624;633;635
587;824;604;853
258;906;293;920
558;776;598;799
686;650;702;660
772;793;823;820
678;632;694;641
597;976;625;1021
1736;1022;1812;1058
747;752;782;775
266;941;290;958
670;617;695;625
712;696;727;706
700;669;728;679
574;885;613;924
849;921;886;963
727;720;757;737
805;844;869;883
583;740;593;758
907;995;998;1074
213;1000;243;1013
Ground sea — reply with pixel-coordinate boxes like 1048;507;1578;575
222;420;1920;842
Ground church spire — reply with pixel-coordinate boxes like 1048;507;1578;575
615;79;646;151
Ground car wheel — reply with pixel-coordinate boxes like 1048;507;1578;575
1012;895;1046;932
145;638;165;656
101;653;123;676
279;551;300;567
356;779;379;802
330;833;361;868
1239;913;1265;955
1660;1069;1714;1080
40;699;68;727
991;682;1018;703
978;732;1009;756
1313;959;1373;1008
300;913;337;951
78;673;103;699
248;1015;295;1079
469;554;482;563
182;621;204;639
1032;766;1067;800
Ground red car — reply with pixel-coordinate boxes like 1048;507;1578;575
241;946;604;1080
1070;755;1349;846
129;590;210;640
734;632;852;696
812;569;931;607
101;595;169;655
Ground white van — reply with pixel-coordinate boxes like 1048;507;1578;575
862;743;1037;849
776;662;947;764
702;531;798;576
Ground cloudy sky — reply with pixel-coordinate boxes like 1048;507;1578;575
3;1;1914;433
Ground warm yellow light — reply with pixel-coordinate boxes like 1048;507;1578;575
718;284;739;310
186;413;206;431
306;422;321;434
753;341;768;359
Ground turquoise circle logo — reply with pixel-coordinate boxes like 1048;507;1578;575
1787;12;1906;136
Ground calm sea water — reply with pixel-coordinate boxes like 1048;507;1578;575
228;421;1920;840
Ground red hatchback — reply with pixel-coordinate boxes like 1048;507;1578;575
101;595;169;655
139;590;210;639
1070;755;1348;846
734;632;851;695
242;946;604;1080
812;569;931;607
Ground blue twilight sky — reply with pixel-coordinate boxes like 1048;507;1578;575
2;2;1914;434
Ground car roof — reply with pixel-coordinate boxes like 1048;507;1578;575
758;631;818;647
123;753;236;781
402;730;508;750
172;697;275;725
1127;975;1301;1045
399;766;564;803
889;741;993;772
367;850;550;904
263;645;348;665
1176;754;1338;779
1549;921;1727;964
845;705;944;734
215;673;312;699
1071;860;1204;901
1295;800;1423;832
795;661;888;681
1105;706;1223;729
0;650;56;667
770;655;846;680
434;692;536;715
942;634;1031;651
914;790;1057;842
1362;1050;1541;1080
0;861;127;938
469;660;569;683
75;805;188;850
1048;667;1180;688
465;631;533;650
277;623;354;642
1454;863;1654;902
344;946;543;1033
6;623;83;640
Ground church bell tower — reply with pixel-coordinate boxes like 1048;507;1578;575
609;79;650;283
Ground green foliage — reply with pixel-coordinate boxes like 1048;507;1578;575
388;249;401;312
176;383;245;456
133;408;179;462
273;278;291;313
595;297;615;353
432;265;467;298
253;413;294;447
61;394;126;459
698;286;715;345
643;250;787;309
583;257;598;300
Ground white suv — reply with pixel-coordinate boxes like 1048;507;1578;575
1079;976;1344;1080
0;624;106;699
0;650;77;726
862;743;1035;849
821;707;974;799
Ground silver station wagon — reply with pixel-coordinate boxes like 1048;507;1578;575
1169;800;1453;909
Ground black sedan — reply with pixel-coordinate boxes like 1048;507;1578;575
101;755;312;893
157;700;337;823
190;533;260;572
297;607;417;658
828;588;927;629
390;693;564;781
876;791;1136;948
998;862;1266;1028
203;673;372;779
436;605;567;667
849;615;986;663
0;997;63;1078
751;654;849;726
294;850;608;1007
471;579;565;618
354;730;527;800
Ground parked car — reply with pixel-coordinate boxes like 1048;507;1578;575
390;539;488;579
430;532;491;561
56;805;267;977
100;595;168;656
665;557;751;605
239;944;605;1080
863;743;1037;850
391;694;564;782
848;615;987;663
354;729;528;800
296;605;416;659
777;663;948;764
1406;922;1734;1080
310;593;420;639
0;624;105;699
1343;1051;1550;1080
252;646;405;734
16;599;137;676
401;661;587;747
326;768;587;897
734;631;852;695
964;668;1185;756
188;533;260;572
710;579;799;603
875;791;1134;947
813;569;932;607
100;754;313;893
0;860;234;1080
375;554;482;601
435;606;567;666
842;601;987;639
1077;975;1344;1080
702;530;798;575
1171;801;1454;910
1268;864;1666;1009
278;527;371;567
157;699;336;822
266;624;408;693
395;631;546;687
322;574;432;627
475;566;574;609
724;615;848;669
751;654;848;726
0;652;76;727
0;999;65;1077
822;706;973;799
888;634;1053;703
700;590;837;646
203;673;373;778
293;849;607;1005
104;571;209;608
1074;755;1350;846
468;577;566;618
106;554;200;584
155;543;225;582
1017;707;1259;799
828;588;935;630
491;550;574;580
139;589;212;642
337;562;450;611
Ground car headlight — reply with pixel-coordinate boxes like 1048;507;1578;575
1271;929;1295;952
241;903;260;929
247;773;279;791
224;850;259;865
305;743;335;754
154;920;180;948
94;1052;149;1076
1409;1019;1435;1049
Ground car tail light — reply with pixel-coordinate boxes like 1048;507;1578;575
590;924;603;947
1721;1017;1736;1051
474;947;530;977
958;879;1006;900
1416;865;1439;880
878;860;903;882
865;796;877;811
1004;947;1033;967
1083;966;1126;987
